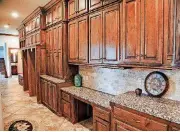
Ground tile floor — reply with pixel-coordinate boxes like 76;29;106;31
0;75;89;131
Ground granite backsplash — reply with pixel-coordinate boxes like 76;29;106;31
79;66;180;101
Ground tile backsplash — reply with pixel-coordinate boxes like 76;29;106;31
79;66;180;101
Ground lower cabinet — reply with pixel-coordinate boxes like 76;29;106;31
93;117;110;131
93;106;111;131
111;106;169;131
61;91;71;120
112;119;140;131
41;78;58;113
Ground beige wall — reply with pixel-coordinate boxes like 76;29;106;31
0;35;22;76
80;66;180;101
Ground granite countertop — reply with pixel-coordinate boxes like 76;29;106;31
40;75;65;84
61;86;116;109
111;92;180;124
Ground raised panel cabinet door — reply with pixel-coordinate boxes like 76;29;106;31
164;0;174;65
68;0;76;19
103;5;120;64
175;0;180;66
89;0;102;10
52;84;57;111
77;0;88;15
93;117;110;131
62;99;71;118
141;0;163;64
44;81;48;105
57;2;63;21
53;7;57;23
68;20;78;62
50;53;54;76
77;16;88;63
48;83;53;108
112;119;140;131
41;79;45;103
123;0;141;63
89;12;103;63
57;25;63;78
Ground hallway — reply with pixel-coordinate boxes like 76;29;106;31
0;75;89;131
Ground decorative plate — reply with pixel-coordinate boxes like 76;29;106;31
145;71;169;97
8;120;33;131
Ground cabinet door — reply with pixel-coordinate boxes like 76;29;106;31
89;0;102;10
93;117;110;131
53;7;57;23
164;0;174;65
77;16;88;63
68;0;76;19
112;119;140;131
123;0;141;63
175;0;180;66
50;53;54;75
53;27;58;77
77;0;88;15
89;12;103;63
52;84;57;112
103;5;121;64
57;2;63;21
141;0;163;64
62;99;71;118
68;20;78;62
48;83;53;108
57;25;63;78
41;79;45;103
44;81;48;105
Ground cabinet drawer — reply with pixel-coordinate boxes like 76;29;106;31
114;107;168;131
62;92;71;102
94;107;110;122
113;119;140;131
62;99;71;118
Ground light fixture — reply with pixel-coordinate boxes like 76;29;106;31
4;24;9;28
11;12;19;18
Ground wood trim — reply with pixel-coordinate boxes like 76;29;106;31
0;33;18;37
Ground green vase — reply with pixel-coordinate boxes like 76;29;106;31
74;74;82;87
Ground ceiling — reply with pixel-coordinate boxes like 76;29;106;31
0;0;51;35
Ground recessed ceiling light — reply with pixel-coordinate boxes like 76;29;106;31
4;24;9;28
11;12;19;18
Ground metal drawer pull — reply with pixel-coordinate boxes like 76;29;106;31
132;119;141;123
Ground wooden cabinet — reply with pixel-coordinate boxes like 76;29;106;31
68;0;88;19
89;5;120;64
111;106;168;131
68;20;78;62
68;0;76;19
174;0;180;66
122;0;140;64
93;106;111;131
93;117;110;131
103;5;121;64
140;0;163;65
77;0;88;15
41;78;58;112
89;0;102;11
112;119;140;131
61;92;71;119
89;12;103;63
46;24;64;78
68;16;88;63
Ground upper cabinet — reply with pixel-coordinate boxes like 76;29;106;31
46;1;64;27
68;16;88;63
175;0;180;66
122;0;140;64
68;0;88;19
140;0;164;65
89;0;102;11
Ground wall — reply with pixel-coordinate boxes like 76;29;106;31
79;66;180;101
0;46;3;58
0;35;22;77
